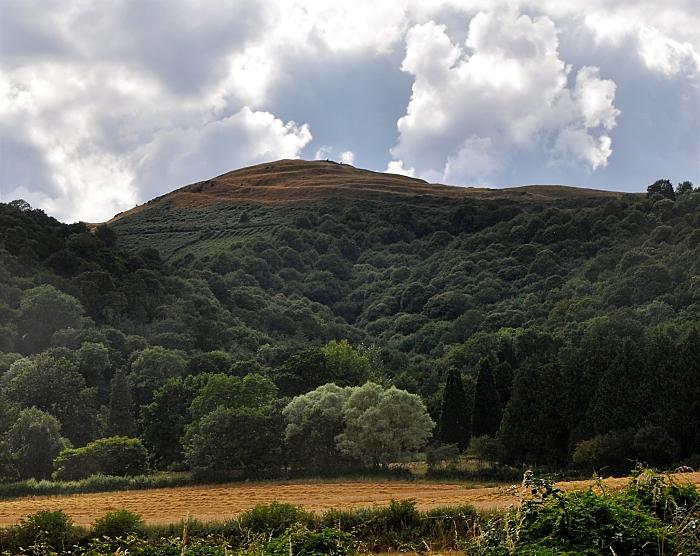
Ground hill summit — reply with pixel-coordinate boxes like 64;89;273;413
110;159;623;223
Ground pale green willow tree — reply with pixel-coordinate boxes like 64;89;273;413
284;382;435;469
337;382;435;467
283;383;352;469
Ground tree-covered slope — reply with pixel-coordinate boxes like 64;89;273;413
0;162;698;477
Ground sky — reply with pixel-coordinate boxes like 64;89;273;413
1;0;699;222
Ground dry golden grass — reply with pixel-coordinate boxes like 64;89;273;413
1;473;698;527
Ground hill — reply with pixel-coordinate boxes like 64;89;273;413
108;159;628;261
110;159;624;221
0;162;698;482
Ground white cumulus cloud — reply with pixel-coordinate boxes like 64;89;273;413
391;10;621;184
135;108;311;200
340;151;355;165
386;160;416;177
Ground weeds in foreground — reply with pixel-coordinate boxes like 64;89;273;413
467;466;700;555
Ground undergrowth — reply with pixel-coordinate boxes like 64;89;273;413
467;467;700;555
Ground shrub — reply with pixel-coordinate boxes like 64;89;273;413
468;436;507;464
15;509;75;551
237;502;317;536
92;509;144;538
624;467;700;521
425;443;460;469
53;436;149;480
421;504;478;546
471;470;695;555
571;430;635;473
425;465;522;483
264;525;355;556
631;425;680;467
321;500;422;550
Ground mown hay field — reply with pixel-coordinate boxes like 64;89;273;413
1;474;698;527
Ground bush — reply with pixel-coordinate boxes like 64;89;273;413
264;525;355;556
425;443;460;468
321;500;422;550
53;436;149;480
237;503;317;536
572;430;635;473
425;465;522;483
15;509;75;551
92;509;144;538
632;425;680;467
468;436;507;464
624;467;700;521
471;470;698;555
320;500;477;551
421;504;478;546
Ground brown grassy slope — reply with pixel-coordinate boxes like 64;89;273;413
108;159;627;223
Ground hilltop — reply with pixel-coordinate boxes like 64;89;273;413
107;159;630;261
109;159;625;224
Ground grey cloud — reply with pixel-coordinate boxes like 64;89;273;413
0;135;58;199
0;0;75;65
2;0;266;96
263;49;412;170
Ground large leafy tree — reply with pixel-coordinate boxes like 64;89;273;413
184;407;282;473
140;375;209;469
322;340;372;386
337;383;435;467
676;180;694;196
283;383;354;470
273;348;334;397
128;347;187;407
182;372;280;473
188;373;277;421
5;353;98;445
646;179;675;200
18;285;85;353
5;407;69;479
77;342;111;401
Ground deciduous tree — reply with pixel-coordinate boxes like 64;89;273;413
106;369;137;438
5;408;69;479
337;383;435;467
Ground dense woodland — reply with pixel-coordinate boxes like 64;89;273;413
0;176;699;483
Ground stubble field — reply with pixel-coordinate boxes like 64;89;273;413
1;473;698;527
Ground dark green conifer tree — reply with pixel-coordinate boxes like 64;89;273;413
471;358;502;438
106;369;137;437
673;328;700;455
438;368;471;449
